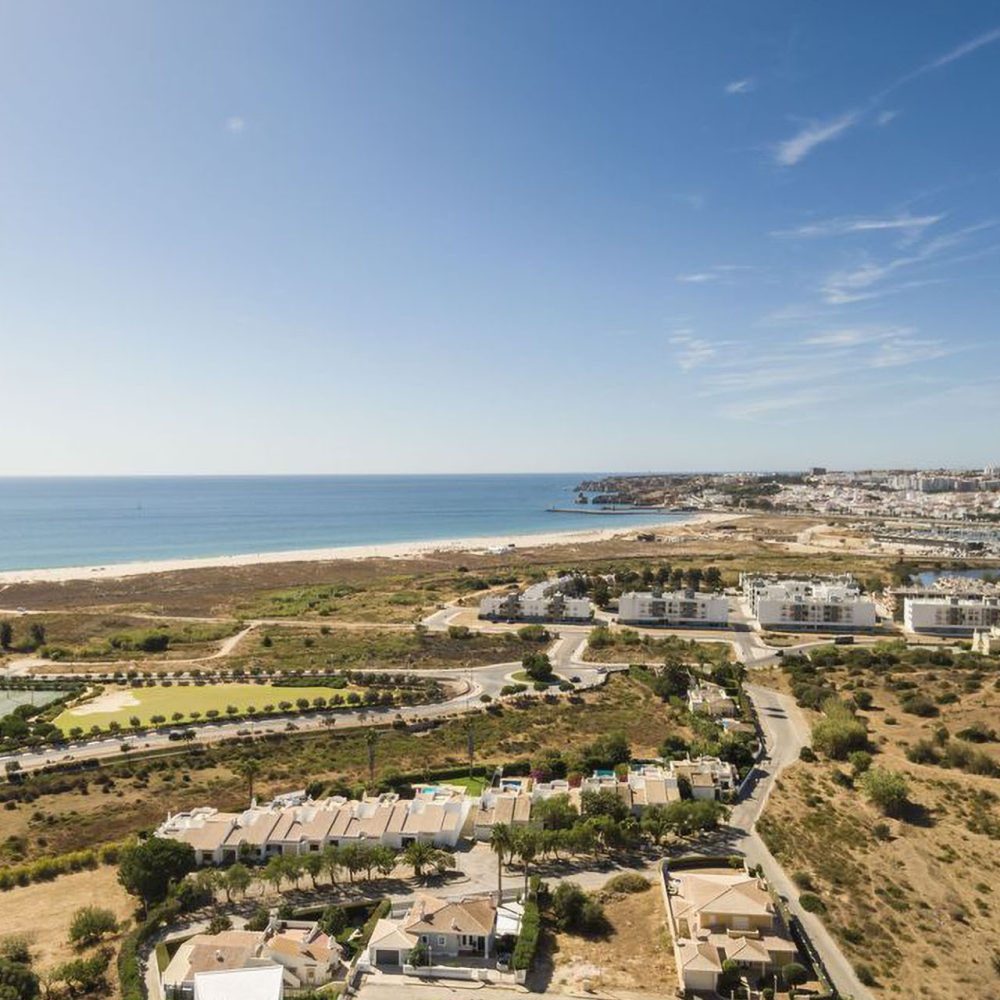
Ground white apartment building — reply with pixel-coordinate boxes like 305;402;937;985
479;575;592;622
741;574;876;632
904;596;1000;635
617;590;729;628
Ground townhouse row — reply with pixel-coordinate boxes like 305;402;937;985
158;760;739;865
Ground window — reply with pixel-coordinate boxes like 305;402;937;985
438;936;446;946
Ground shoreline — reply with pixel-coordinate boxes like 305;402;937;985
0;512;740;585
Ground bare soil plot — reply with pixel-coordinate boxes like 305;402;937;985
0;864;134;972
757;661;1000;1000
543;879;676;994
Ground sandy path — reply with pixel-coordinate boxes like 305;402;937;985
65;688;140;715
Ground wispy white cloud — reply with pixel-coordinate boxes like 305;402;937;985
871;336;954;368
775;26;1000;166
669;320;959;421
916;26;1000;75
669;334;717;371
224;116;246;134
820;221;997;304
772;212;943;240
802;324;913;348
721;389;832;420
675;264;757;284
725;78;755;95
773;112;858;167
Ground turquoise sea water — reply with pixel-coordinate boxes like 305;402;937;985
0;475;684;571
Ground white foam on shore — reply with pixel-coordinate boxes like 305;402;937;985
0;513;741;585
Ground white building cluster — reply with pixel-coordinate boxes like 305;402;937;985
617;590;729;628
903;596;1000;635
479;575;592;623
741;573;877;632
162;760;741;866
157;786;473;866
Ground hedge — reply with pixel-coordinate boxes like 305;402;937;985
0;841;124;890
511;900;540;971
117;898;184;1000
356;898;392;949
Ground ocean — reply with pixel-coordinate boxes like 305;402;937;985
0;475;683;571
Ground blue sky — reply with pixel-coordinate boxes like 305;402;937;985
2;2;998;474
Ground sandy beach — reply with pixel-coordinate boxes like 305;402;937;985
0;512;740;585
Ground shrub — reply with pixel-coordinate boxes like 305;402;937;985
0;958;40;999
782;961;809;987
601;873;650;896
69;906;119;948
245;907;271;932
852;689;874;710
860;767;909;817
798;892;826;913
206;914;233;935
812;699;868;759
791;871;814;891
856;963;878;986
848;750;873;776
551;882;607;934
798;746;817;762
901;693;938;717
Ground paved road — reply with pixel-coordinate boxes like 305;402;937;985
2;623;608;774
723;683;874;1000
3;601;873;997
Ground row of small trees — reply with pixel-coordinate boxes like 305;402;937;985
487;790;729;894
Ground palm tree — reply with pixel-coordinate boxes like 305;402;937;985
234;758;261;807
365;728;378;787
402;841;452;880
490;823;513;895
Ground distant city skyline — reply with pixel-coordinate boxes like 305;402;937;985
2;3;998;475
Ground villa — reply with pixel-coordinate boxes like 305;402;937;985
664;866;799;994
362;893;521;969
160;919;342;998
191;966;284;1000
473;788;535;840
578;760;738;811
687;681;736;718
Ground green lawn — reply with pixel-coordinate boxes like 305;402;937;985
54;682;361;732
434;775;487;795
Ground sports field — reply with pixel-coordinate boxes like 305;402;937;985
53;682;361;732
0;688;65;719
